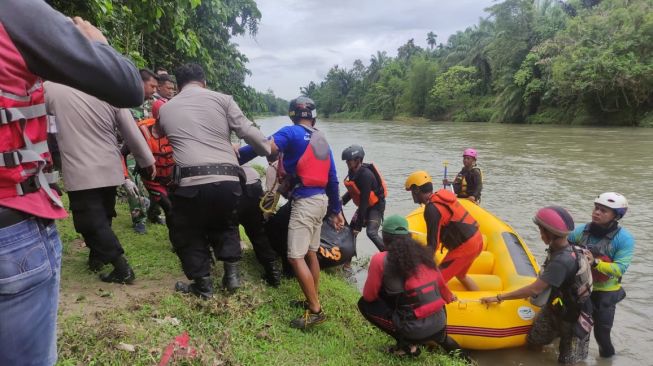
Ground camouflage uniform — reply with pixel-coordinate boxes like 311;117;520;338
123;100;154;230
527;305;590;364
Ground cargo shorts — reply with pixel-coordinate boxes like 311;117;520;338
287;194;328;259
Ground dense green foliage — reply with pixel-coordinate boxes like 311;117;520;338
303;0;653;125
249;89;289;116
48;0;281;115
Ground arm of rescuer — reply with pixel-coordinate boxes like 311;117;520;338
424;202;443;250
326;149;343;217
437;271;455;303
115;109;155;179
0;0;143;107
480;251;569;304
225;96;272;157
362;252;387;302
238;126;292;165
569;226;635;280
342;191;352;206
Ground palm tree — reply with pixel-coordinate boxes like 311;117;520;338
427;31;437;49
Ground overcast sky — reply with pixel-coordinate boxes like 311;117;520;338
234;0;496;100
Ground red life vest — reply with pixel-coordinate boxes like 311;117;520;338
0;23;64;218
343;163;388;207
137;118;174;184
294;126;330;188
384;260;447;320
428;189;479;251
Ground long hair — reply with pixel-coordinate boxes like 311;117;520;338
384;233;437;277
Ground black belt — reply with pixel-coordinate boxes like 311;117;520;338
0;206;32;229
179;164;242;179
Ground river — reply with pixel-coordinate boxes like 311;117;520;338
251;116;653;366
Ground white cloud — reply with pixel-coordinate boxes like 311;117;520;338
234;0;495;99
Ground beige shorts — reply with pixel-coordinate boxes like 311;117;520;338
287;194;328;259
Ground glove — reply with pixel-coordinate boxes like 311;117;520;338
123;179;139;198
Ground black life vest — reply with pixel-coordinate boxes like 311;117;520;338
579;225;620;283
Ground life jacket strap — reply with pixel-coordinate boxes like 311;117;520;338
0;104;47;124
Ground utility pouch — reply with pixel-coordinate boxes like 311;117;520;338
172;165;182;185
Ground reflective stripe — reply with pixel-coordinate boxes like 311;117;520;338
0;89;31;102
0;104;47;124
18;124;62;207
0;141;50;167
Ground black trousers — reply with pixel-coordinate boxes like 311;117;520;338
239;182;277;265
68;186;124;263
591;288;626;357
360;202;385;251
357;297;453;348
170;181;242;279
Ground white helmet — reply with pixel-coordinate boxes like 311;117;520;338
594;192;628;219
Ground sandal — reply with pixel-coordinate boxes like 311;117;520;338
387;344;421;357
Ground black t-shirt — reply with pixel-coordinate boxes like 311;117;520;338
539;246;578;304
424;202;443;249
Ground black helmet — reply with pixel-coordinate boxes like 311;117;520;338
341;144;365;161
288;96;317;122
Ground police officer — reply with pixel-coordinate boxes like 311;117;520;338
158;63;273;299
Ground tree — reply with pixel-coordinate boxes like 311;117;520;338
550;0;653;124
49;0;261;111
427;31;438;50
429;66;481;121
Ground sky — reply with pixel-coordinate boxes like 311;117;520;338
234;0;497;100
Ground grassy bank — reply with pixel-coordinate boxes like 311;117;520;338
55;199;466;366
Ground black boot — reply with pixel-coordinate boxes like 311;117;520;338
100;256;135;284
262;261;281;287
175;276;214;299
88;252;104;273
222;261;241;291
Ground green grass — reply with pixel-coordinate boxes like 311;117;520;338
56;198;466;366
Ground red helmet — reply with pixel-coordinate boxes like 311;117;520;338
463;148;477;158
533;206;575;237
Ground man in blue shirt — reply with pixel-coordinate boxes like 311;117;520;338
239;96;344;329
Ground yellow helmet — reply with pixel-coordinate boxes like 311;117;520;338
404;170;432;191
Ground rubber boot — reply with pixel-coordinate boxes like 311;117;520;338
263;261;281;287
100;255;135;284
88;251;104;273
222;261;241;291
175;276;214;299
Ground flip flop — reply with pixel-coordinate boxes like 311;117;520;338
387;344;421;357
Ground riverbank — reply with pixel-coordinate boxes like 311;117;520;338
320;107;653;127
56;198;466;366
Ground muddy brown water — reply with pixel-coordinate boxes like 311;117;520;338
251;116;653;365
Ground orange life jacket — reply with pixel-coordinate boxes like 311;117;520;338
428;189;479;251
343;163;388;207
137;118;174;183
